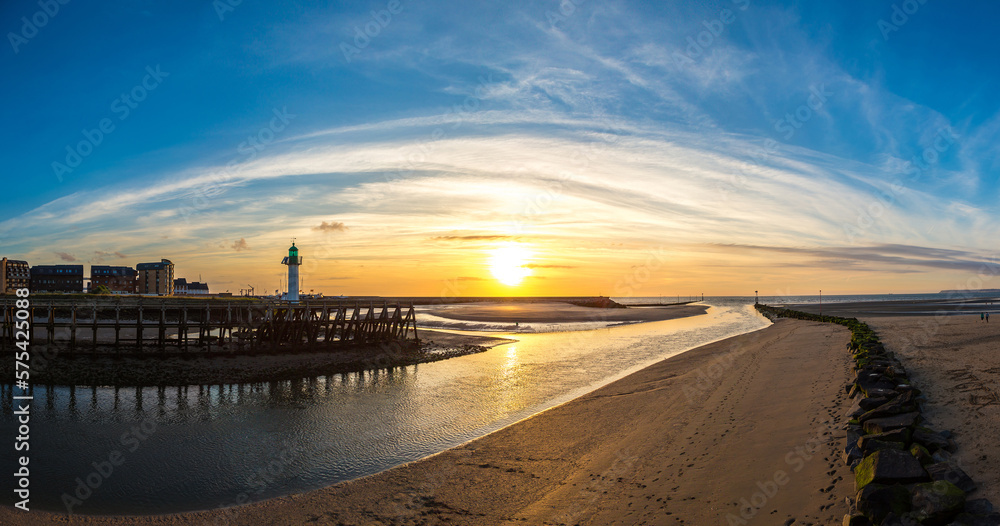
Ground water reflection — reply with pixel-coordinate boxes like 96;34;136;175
0;300;768;515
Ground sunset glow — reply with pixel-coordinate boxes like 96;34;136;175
3;2;999;297
489;244;533;287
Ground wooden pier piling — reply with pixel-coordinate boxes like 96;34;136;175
0;298;419;356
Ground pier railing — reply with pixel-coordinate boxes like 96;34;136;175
0;298;418;355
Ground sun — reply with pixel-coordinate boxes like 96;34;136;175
489;244;533;287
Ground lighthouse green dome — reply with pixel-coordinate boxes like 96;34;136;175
288;243;298;257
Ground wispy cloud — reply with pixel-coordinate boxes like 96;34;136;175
432;234;517;242
1;112;991;294
3;1;996;295
92;250;129;263
312;221;348;233
706;243;1000;274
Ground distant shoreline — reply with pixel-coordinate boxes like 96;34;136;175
785;296;1000;317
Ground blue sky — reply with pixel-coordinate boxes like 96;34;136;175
2;0;999;295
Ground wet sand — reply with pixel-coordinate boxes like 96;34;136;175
4;318;854;525
424;302;707;324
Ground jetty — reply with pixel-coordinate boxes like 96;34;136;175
0;297;418;356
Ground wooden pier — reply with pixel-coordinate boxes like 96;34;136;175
0;298;418;356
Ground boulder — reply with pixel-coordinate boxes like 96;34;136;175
864;412;921;435
932;449;954;463
855;449;929;492
867;386;898;398
948;512;1000;526
911;481;966;525
858;428;911;448
966;499;995;515
847;424;864;445
844;443;864;465
847;398;865;419
859;396;890;411
926;461;977;493
859;439;905;455
859;392;917;422
885;364;907;378
913;427;953;452
910;443;934;466
879;512;912;525
856;373;898;398
842;513;873;526
856;483;912;523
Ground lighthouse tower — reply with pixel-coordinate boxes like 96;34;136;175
281;241;302;302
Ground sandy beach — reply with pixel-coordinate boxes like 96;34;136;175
862;314;1000;505
4;317;854;525
423;302;708;324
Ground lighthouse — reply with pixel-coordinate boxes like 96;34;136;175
281;240;302;302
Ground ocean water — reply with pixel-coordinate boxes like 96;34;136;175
2;299;767;515
614;292;1000;306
